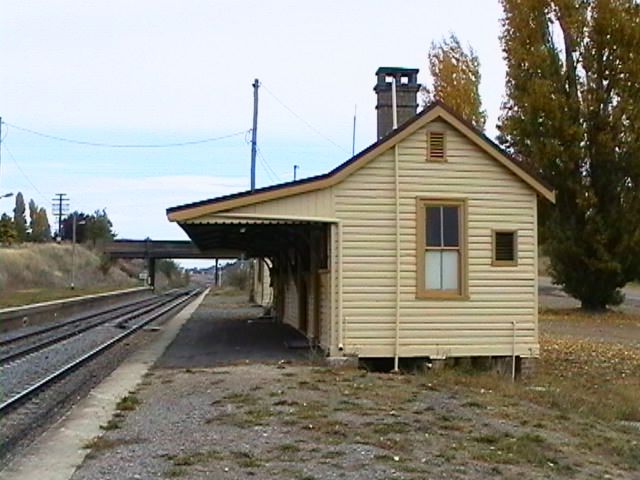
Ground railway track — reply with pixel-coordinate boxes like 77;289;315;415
0;289;191;365
0;288;200;415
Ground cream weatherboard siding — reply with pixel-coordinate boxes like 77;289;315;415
333;119;538;358
230;188;334;218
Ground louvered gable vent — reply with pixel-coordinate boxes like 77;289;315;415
493;231;517;265
428;131;446;161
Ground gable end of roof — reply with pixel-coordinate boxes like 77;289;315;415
167;102;555;222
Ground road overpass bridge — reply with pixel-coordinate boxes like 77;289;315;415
104;240;243;287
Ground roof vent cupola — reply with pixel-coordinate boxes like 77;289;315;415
374;67;420;140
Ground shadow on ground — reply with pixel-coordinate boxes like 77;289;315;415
156;294;313;368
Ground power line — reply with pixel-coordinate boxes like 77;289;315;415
257;156;277;184
2;121;248;149
257;147;282;183
1;143;49;204
261;83;350;155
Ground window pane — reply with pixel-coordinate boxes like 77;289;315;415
425;251;442;289
442;251;459;290
426;207;441;247
442;206;459;247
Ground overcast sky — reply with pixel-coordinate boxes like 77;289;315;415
0;0;506;265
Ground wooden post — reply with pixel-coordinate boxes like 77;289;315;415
148;258;156;290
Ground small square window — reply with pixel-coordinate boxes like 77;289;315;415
493;231;517;266
427;131;446;161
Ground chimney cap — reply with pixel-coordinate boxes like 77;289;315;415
375;66;419;75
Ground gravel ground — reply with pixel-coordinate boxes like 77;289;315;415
69;364;636;480
0;300;190;466
69;293;639;480
0;323;133;402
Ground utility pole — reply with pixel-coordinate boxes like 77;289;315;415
250;79;260;191
51;193;69;239
70;212;86;289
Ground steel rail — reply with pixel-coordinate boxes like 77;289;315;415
0;294;167;347
0;292;189;365
0;288;201;414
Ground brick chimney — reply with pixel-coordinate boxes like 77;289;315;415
374;67;420;139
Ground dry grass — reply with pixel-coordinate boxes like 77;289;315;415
541;307;640;324
197;318;640;476
82;436;140;459
431;339;640;424
0;285;136;309
417;309;640;472
0;243;137;307
116;394;141;412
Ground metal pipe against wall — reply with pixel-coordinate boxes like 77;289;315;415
512;319;517;381
392;78;402;371
337;221;344;351
393;142;401;371
391;77;398;130
330;223;337;352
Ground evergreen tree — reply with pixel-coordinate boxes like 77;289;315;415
12;192;27;242
0;213;18;245
61;212;90;242
85;209;116;248
28;199;37;241
423;33;487;130
499;0;640;309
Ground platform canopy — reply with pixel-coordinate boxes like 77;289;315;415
179;218;328;260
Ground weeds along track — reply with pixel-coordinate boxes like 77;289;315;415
0;288;201;462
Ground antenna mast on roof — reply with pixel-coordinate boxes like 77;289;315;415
250;79;260;191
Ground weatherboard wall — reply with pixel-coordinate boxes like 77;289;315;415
229;188;334;218
333;119;538;358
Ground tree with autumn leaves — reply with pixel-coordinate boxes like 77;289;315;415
423;33;487;130
499;0;640;309
427;3;639;309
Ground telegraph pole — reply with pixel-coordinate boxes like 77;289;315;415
250;79;259;191
51;193;69;239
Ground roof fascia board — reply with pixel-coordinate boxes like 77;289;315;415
184;212;340;224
